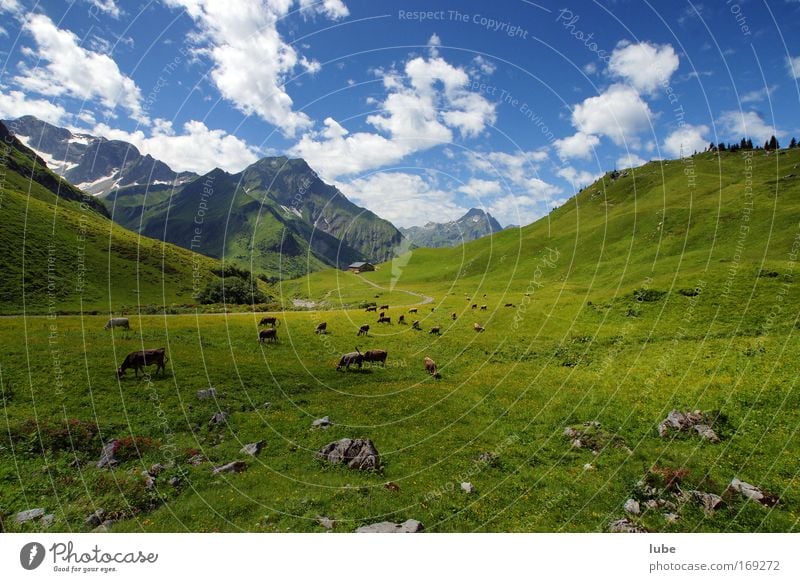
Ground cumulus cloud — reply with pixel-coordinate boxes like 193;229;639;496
338;172;465;228
458;178;502;198
292;53;496;180
571;83;653;146
740;85;778;104
554;131;600;160
718;111;783;145
616;152;648;169
0;0;21;13
663;123;709;157
787;56;800;79
165;0;347;137
15;14;145;123
90;119;260;174
556;166;602;190
608;41;680;94
83;0;121;18
0;89;68;125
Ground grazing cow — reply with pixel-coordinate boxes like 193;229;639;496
424;357;441;379
471;304;477;309
379;304;389;310
379;311;385;318
358;325;370;336
505;303;514;308
337;349;363;371
117;348;167;378
259;328;278;343
398;315;406;324
363;349;388;367
315;322;327;334
408;308;418;314
474;323;485;332
377;316;391;324
451;312;457;321
104;317;130;330
429;326;441;335
412;320;421;330
259;316;280;327
365;306;377;312
480;305;488;311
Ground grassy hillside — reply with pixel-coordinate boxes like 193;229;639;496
0;122;226;314
1;149;798;533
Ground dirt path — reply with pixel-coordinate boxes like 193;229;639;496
354;274;434;306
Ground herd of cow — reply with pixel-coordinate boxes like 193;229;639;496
106;302;493;380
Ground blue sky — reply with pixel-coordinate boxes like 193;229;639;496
1;0;799;227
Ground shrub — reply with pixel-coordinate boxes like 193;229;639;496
633;288;667;302
196;277;270;304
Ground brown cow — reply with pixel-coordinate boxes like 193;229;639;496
117;348;167;378
412;320;421;330
365;306;377;312
315;322;327;334
259;328;278;343
259;316;280;327
429;326;441;335
398;314;406;324
451;312;457;320
358;324;370;336
379;304;389;310
363;349;388;367
377;316;391;324
474;323;485;332
471;304;477;309
408;307;418;314
505;303;514;308
480;305;488;311
379;311;385;318
424;356;441;379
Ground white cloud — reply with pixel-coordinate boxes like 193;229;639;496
608;41;680;94
84;0;121;18
292;54;496;180
458;178;502;198
740;85;778;104
472;55;496;75
165;0;347;137
0;0;21;13
90;119;260;174
571;83;653;146
787;56;800;79
338;172;465;228
718;111;784;145
487;194;548;227
616;152;648;169
467;150;561;205
663;123;709;158
15;14;145;123
0;89;68;125
556;166;602;190
583;62;597;75
554;131;600;160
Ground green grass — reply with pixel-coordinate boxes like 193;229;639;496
1;149;799;532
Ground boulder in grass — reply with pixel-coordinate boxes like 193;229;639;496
624;499;641;515
681;490;724;514
461;482;475;494
317;516;335;530
726;478;779;507
14;508;45;524
658;410;720;442
211;460;247;475
209;411;229;426
85;509;105;528
240;441;265;456
355;519;424;533
96;440;120;468
608;518;646;533
197;388;217;399
316;438;380;471
312;416;332;429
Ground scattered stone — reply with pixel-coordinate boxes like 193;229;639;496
726;478;779;507
92;520;114;533
240;441;265;456
461;482;475;494
571;438;583;449
14;508;45;524
658;410;719;442
209;411;229;426
96;440;120;468
263;402;272;409
197;388;217;399
664;513;680;524
143;474;156;490
355;519;424;533
681;490;724;514
148;463;165;476
476;451;499;466
384;482;400;492
316;438;380;471
563;421;624;452
312;416;332;429
317;516;335;530
188;454;205;466
583;463;594;470
644;499;659;510
168;477;182;487
624;499;641;515
41;514;55;528
608;518;646;533
85;509;105;528
212;460;247;475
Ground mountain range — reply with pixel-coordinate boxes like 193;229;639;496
399;208;504;248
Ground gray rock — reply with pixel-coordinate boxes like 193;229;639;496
571;438;583;449
608;518;646;533
316;438;380;471
682;490;724;514
312;416;332;429
693;424;720;443
96;440;119;468
240;441;265;456
168;477;182;487
92;520;114;533
197;388;217;399
148;463;165;476
658;410;719;441
85;509;105;528
461;482;474;494
727;478;779;507
209;411;229;425
188;454;205;465
664;513;680;523
40;514;55;528
583;463;594;470
355;519;424;533
624;499;641;515
143;474;156;490
14;508;45;524
212;460;247;475
317;516;335;530
563;427;579;438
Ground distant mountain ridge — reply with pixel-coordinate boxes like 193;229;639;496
400;208;503;248
3;116;196;195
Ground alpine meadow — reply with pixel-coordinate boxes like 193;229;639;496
0;0;798;550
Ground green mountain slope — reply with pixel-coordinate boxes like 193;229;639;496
0;121;224;313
